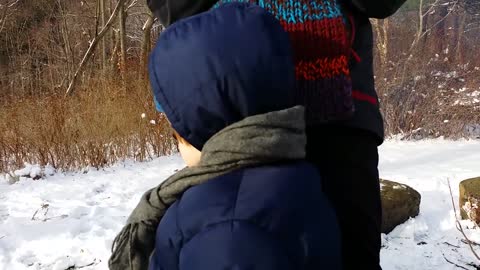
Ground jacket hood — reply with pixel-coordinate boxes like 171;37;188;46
148;3;295;150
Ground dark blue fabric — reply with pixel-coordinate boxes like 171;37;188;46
149;161;342;270
148;3;295;150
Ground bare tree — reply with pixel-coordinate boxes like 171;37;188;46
140;11;154;79
1;0;161;98
56;0;75;89
412;0;443;47
371;19;390;67
99;0;107;69
453;11;467;62
119;1;127;82
395;0;459;83
0;0;19;35
66;0;128;96
434;1;450;53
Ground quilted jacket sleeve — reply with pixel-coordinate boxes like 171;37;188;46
349;0;407;19
179;221;294;270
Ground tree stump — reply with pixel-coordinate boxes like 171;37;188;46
459;177;480;224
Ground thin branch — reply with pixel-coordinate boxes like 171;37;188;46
466;262;480;269
64;258;101;270
464;27;480;33
448;179;480;261
42;214;69;222
445;241;462;248
462;239;480;247
32;203;50;221
7;0;20;8
126;0;138;11
442;252;470;270
423;0;443;16
94;0;100;37
77;259;99;269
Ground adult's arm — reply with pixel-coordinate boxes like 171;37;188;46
349;0;407;19
147;0;407;24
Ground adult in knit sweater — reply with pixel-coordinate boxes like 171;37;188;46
146;1;406;269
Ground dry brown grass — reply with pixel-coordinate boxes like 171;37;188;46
0;77;176;173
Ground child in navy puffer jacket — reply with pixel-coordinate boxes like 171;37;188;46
108;3;341;270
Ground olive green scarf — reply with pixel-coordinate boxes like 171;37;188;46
109;106;306;270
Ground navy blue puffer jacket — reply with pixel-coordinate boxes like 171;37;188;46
149;162;341;270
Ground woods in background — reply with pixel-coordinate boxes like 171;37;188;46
0;0;159;97
371;0;480;137
0;0;479;172
0;0;479;97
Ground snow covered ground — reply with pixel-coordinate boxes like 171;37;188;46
1;139;480;269
380;139;480;269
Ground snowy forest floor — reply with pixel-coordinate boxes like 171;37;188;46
1;139;480;270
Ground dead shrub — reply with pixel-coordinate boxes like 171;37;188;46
0;77;176;173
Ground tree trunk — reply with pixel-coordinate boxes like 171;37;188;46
140;12;154;80
420;8;429;53
371;19;389;68
382;19;389;65
111;31;120;71
417;0;424;44
119;2;127;84
434;4;449;53
100;0;107;70
455;13;467;63
0;2;9;36
56;0;73;88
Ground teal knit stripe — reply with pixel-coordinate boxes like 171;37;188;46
214;0;343;23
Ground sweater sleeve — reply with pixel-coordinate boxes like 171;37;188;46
179;221;294;270
349;0;407;19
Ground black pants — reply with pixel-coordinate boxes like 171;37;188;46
306;126;382;270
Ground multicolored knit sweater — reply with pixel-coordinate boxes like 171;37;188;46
147;0;408;143
214;0;354;124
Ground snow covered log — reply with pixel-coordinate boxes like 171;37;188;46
381;179;421;234
459;177;480;222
